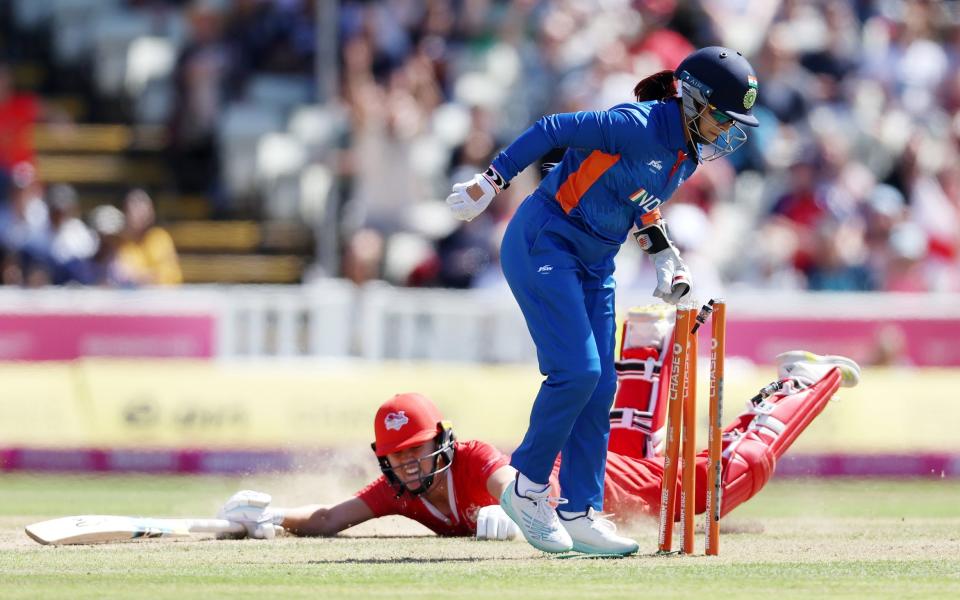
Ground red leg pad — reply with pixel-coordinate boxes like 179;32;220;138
608;308;675;459
714;368;843;516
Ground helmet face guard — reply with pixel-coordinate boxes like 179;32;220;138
675;47;759;163
678;70;748;162
373;423;456;496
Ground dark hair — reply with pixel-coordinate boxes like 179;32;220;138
633;70;676;102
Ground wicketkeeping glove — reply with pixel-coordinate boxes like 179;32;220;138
216;490;283;539
446;166;508;222
634;220;692;305
475;504;521;541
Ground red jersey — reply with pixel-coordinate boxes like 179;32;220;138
355;440;509;536
599;451;663;517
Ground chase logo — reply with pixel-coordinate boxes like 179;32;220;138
628;187;664;213
384;411;409;431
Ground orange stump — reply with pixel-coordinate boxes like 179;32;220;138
705;300;726;556
657;304;692;553
658;299;725;556
681;306;697;554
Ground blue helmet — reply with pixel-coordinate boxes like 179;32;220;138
675;46;760;161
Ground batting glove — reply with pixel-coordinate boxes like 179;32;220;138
634;220;692;305
216;490;282;539
446;166;508;222
475;504;520;541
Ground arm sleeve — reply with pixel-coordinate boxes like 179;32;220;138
354;476;401;518
461;440;510;487
491;107;648;181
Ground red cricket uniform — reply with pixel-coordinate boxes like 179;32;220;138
356;363;842;534
594;452;663;517
357;435;663;535
356;440;509;536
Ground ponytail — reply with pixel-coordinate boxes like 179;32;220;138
633;70;677;102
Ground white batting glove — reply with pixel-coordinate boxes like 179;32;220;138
475;504;520;541
446;166;507;222
634;220;692;305
216;490;281;540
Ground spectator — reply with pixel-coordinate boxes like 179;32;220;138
340;227;384;286
0;63;39;182
0;245;18;285
87;205;135;287
862;182;909;287
168;0;245;195
227;0;315;74
0;162;48;274
883;221;931;292
43;184;98;285
116;189;183;286
804;219;876;292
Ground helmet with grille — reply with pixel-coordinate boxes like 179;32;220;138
675;46;760;161
371;393;455;496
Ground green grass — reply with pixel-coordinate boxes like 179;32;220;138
1;475;959;599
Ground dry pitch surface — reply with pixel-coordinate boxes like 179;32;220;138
0;474;958;599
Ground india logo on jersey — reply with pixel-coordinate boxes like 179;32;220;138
628;187;664;213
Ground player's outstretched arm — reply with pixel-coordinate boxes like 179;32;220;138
485;464;517;499
476;465;521;541
280;497;375;537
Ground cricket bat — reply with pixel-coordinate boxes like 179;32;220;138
25;515;247;545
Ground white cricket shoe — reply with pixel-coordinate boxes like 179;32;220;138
560;508;639;556
499;481;573;554
776;350;861;388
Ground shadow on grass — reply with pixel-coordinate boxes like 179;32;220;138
337;535;438;540
307;557;488;565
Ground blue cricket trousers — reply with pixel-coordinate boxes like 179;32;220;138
500;192;620;512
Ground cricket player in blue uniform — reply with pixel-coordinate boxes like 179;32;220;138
446;47;761;555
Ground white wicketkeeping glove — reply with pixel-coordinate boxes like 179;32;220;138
446;166;507;222
475;504;520;541
651;245;692;304
216;490;282;540
634;220;692;305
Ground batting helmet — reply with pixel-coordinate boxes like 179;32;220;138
675;46;760;160
371;393;456;496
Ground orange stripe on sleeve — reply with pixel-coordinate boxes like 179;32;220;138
555;150;620;213
640;208;662;225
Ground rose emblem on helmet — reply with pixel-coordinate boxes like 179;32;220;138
384;411;409;431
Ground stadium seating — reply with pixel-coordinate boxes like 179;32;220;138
5;1;321;285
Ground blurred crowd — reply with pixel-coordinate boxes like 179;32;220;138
0;162;182;287
2;0;960;293
330;0;960;295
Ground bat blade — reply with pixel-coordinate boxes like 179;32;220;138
25;515;245;545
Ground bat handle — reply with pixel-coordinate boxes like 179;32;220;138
185;519;248;535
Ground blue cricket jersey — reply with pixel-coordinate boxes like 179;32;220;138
490;99;698;244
